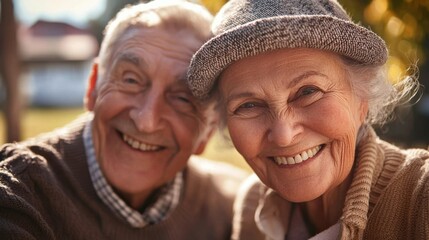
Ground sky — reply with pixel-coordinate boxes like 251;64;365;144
14;0;107;27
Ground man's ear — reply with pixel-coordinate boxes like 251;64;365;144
194;112;219;155
84;61;98;111
359;100;369;123
194;128;215;155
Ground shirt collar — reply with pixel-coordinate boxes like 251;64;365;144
255;188;291;240
83;119;183;228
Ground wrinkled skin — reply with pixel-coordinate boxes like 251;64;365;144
220;48;368;231
85;27;215;208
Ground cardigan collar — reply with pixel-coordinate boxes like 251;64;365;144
254;126;386;240
339;126;384;238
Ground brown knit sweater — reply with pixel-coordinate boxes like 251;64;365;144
232;127;429;240
0;116;248;240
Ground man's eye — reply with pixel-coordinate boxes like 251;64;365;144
119;72;147;94
176;95;191;103
169;93;197;113
121;71;141;85
123;77;138;84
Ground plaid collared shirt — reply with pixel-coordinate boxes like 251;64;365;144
83;121;183;228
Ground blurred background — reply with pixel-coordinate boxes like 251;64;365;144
0;0;428;170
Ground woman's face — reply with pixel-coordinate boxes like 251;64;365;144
219;48;368;202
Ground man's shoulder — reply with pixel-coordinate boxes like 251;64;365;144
0;114;89;178
0;140;62;183
0;142;58;210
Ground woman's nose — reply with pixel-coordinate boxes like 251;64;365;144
267;117;301;147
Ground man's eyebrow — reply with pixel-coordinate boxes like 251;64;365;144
115;52;147;68
178;73;187;83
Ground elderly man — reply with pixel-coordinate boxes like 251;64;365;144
0;1;247;239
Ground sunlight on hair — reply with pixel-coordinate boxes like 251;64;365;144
387;56;406;84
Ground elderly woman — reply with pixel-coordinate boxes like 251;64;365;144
187;0;429;239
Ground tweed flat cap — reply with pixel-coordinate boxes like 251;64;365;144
187;0;388;99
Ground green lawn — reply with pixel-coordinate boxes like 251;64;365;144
0;107;250;171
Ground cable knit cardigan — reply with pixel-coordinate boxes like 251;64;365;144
231;127;429;240
0;115;248;240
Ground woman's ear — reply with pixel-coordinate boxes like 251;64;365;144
84;61;98;111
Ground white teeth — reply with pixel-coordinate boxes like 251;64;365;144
301;151;308;161
122;134;160;151
294;154;303;163
273;145;322;166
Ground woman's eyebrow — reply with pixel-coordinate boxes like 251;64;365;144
226;92;255;103
225;71;327;103
288;70;328;88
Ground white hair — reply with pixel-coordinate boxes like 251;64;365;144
340;57;421;142
96;0;213;88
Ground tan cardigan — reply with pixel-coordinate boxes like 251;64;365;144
232;127;429;240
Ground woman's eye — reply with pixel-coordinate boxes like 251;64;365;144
292;85;324;106
232;101;265;118
299;86;319;96
238;102;257;109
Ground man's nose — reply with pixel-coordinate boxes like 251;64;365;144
129;95;165;133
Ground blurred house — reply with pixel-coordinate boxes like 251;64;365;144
18;20;98;107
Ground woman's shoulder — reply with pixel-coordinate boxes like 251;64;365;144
377;138;429;168
231;174;268;240
235;174;266;204
187;156;250;199
366;141;429;239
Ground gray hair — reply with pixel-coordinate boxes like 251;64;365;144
96;0;213;88
342;57;420;122
341;57;420;141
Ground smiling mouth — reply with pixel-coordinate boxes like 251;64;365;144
122;133;162;151
272;145;323;166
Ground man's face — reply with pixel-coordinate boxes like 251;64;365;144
86;27;213;206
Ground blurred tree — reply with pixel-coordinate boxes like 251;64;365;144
339;0;429;146
339;0;429;84
88;0;140;46
199;0;227;14
0;0;21;142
